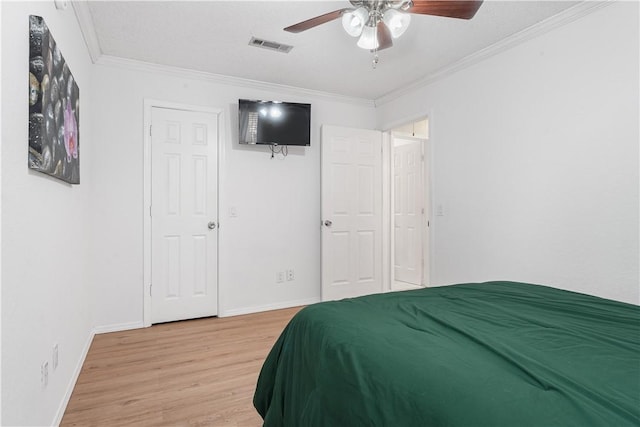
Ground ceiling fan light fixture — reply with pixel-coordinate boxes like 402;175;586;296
382;8;411;38
341;7;369;37
357;23;379;50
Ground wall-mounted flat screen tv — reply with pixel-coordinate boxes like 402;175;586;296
238;99;311;146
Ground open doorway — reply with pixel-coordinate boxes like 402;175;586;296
389;119;430;292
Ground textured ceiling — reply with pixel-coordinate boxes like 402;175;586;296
86;1;581;100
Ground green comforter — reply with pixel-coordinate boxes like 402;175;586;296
254;281;640;426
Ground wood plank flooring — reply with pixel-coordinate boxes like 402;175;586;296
62;307;302;426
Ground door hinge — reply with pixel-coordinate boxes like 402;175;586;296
149;125;152;136
150;284;152;296
149;205;152;217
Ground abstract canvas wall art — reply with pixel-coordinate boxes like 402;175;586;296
29;15;80;184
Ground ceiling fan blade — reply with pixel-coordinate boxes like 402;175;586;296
284;8;350;33
376;22;393;51
408;1;483;20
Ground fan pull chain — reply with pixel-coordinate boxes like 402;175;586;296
371;43;379;69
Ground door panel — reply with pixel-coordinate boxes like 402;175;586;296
321;125;382;301
393;137;423;285
151;107;218;323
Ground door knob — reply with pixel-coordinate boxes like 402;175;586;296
208;221;217;230
324;220;333;227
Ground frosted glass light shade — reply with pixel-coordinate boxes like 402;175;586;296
357;24;379;50
382;9;411;38
342;7;369;37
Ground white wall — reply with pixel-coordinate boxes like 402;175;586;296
90;62;377;328
1;1;637;424
1;1;95;425
0;2;4;422
377;2;639;304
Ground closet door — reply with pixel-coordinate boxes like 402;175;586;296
151;107;219;323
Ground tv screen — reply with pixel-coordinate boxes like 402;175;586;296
238;99;311;146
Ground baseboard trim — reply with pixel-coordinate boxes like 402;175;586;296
51;321;144;425
93;321;145;335
219;297;320;318
48;303;306;425
52;328;95;426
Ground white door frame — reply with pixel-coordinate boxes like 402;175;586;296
143;99;225;327
382;114;433;291
390;134;428;287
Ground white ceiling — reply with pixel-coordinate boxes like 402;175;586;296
84;1;581;100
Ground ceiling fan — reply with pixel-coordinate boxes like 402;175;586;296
284;1;484;52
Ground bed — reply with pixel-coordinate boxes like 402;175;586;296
254;281;640;426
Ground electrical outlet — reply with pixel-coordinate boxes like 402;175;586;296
52;344;59;371
276;271;285;283
41;361;49;387
286;269;295;281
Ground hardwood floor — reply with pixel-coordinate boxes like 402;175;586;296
62;307;302;426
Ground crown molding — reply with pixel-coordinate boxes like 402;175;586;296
71;0;102;63
374;0;613;107
95;55;376;107
69;0;370;106
71;0;372;106
72;0;611;109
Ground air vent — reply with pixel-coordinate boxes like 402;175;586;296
249;37;293;53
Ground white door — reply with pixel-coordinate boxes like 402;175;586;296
151;107;218;323
392;136;424;285
321;125;382;301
